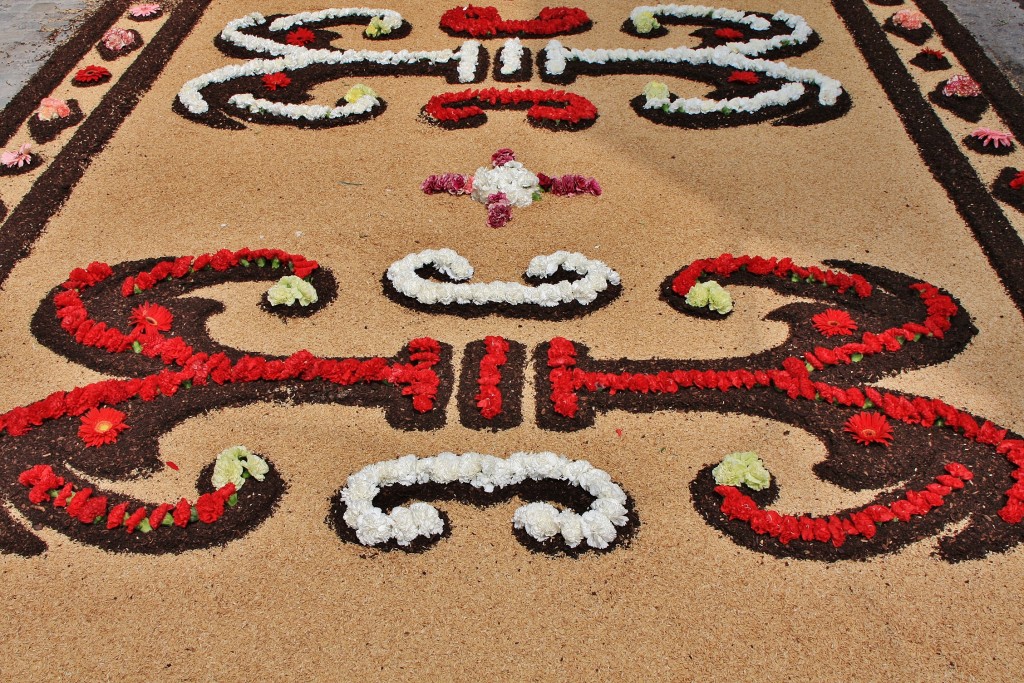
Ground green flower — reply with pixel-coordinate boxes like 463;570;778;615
212;445;250;489
242;451;269;481
365;16;391;37
712;451;771;491
633;11;661;34
642;80;670;101
267;275;318;307
706;281;733;314
684;281;710;308
344;83;378;104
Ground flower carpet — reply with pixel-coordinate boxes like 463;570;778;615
2;0;1024;679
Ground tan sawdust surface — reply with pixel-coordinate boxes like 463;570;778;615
1;1;1024;680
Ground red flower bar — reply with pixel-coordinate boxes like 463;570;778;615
19;464;238;532
714;462;973;548
423;88;598;126
439;5;590;37
475;336;509;419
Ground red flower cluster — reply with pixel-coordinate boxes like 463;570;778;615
812;308;857;337
476;336;509;419
285;27;316;46
728;70;759;85
672;254;873;300
439;5;590;37
122;247;319;296
421;173;472;195
78;406;129;447
844;411;893;447
424;88;598;126
714;27;745;40
538;173;602;196
18;464;239;531
262;72;291;91
73;65;111;84
716;462;973;547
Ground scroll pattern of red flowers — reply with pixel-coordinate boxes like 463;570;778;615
844;411;894;447
476;336;509;419
78;407;129;447
73;65;111;84
812;308;858;337
129;301;173;334
286;27;316;46
19;464;239;531
262;72;291;91
439;5;591;37
423;88;598;127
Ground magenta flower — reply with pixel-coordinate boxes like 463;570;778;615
486;192;512;228
943;75;982;97
971;128;1014;148
102;27;136;51
1;143;33;168
491;148;516;167
421;173;472;195
540;173;602;196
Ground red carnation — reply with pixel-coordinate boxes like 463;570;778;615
262;72;291;91
129;302;173;334
286;27;316;46
812;308;858;337
173;498;192;527
195;491;225;523
728;70;759;85
714;27;744;40
149;503;175;529
107;502;129;529
73;65;111;83
125;506;148;533
844;412;894;447
78;407;129;446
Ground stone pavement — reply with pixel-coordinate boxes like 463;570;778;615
0;0;1021;109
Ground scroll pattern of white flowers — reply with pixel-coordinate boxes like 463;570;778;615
217;9;404;57
340;452;631;549
386;249;621;307
627;5;814;50
178;11;482;117
544;7;842;114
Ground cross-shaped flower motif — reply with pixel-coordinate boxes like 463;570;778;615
421;148;601;227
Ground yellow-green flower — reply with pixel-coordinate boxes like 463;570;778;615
685;281;710;308
365;16;391;37
243;451;269;481
642;80;670;101
212;445;250;489
633;11;661;34
267;275;318;307
712;451;771;490
706;281;733;314
344;83;378;104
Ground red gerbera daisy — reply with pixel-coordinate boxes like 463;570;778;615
714;27;744;40
728;70;759;85
73;65;111;83
262;72;291;91
844;412;894;447
78;407;129;447
129;302;173;334
812;308;858;337
921;47;945;58
286;27;316;46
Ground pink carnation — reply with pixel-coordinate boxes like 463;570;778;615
37;97;70;120
421;173;472;195
491;148;516;167
971;128;1014;148
943;74;982;98
486;192;512;228
892;9;925;30
128;3;161;17
1;143;33;168
540;173;602;197
102;27;136;51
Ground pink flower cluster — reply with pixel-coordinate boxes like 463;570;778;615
491;148;516;166
971;128;1014;148
1;143;33;168
943;74;982;98
486;192;512;228
128;3;161;18
102;27;136;51
421;173;472;195
539;173;602;196
891;9;925;30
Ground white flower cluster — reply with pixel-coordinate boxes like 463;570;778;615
386;248;621;307
543;5;841;116
228;92;380;120
340;452;630;549
471;160;539;207
178;11;481;117
498;37;524;75
267;7;403;32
